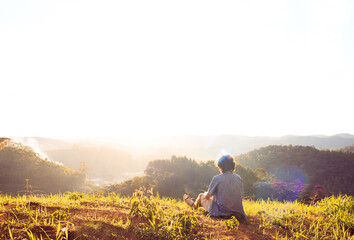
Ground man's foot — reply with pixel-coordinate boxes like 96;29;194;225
183;194;195;207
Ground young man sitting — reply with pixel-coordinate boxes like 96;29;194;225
183;154;247;222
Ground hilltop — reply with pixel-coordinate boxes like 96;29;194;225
0;192;352;239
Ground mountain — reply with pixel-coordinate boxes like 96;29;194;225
124;134;354;161
20;134;354;156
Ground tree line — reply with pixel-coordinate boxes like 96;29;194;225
104;155;261;199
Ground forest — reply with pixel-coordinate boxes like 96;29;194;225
236;145;354;196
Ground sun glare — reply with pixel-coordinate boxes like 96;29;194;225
0;0;353;139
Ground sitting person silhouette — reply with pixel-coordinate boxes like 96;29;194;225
183;154;247;222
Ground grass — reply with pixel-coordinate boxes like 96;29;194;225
0;191;353;239
244;195;353;240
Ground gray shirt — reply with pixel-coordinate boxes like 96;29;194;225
207;172;246;218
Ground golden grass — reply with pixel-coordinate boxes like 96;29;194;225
0;192;352;239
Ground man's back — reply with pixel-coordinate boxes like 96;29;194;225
208;172;246;218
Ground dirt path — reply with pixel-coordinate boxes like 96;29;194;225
1;203;291;239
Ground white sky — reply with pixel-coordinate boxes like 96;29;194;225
0;0;353;140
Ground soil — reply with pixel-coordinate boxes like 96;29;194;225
0;202;293;240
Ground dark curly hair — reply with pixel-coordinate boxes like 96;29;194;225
216;154;235;173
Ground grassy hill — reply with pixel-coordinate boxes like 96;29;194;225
0;192;352;239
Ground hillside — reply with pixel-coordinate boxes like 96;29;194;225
0;142;85;195
0;192;352;239
236;145;354;196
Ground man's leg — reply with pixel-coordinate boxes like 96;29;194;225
184;193;203;208
194;193;204;208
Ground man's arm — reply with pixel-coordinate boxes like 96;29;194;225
204;192;212;200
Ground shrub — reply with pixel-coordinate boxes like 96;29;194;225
299;184;325;204
254;179;326;203
271;179;303;201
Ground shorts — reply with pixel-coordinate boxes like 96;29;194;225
200;192;213;211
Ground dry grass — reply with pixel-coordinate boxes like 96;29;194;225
0;192;352;239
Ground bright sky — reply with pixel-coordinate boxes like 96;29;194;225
0;0;353;140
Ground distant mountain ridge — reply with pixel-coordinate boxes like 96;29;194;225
14;134;354;162
134;133;354;160
4;134;354;189
8;134;353;186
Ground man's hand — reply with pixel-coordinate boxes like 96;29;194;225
204;192;211;200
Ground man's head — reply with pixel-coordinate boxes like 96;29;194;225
216;154;235;173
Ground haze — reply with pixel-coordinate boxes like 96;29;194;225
1;0;353;140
